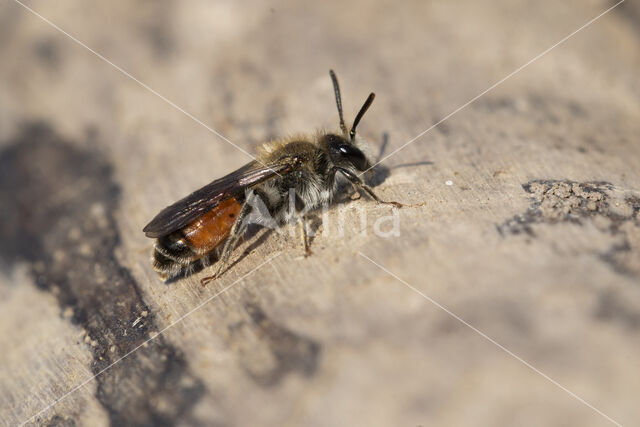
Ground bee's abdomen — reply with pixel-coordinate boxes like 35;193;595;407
151;232;200;279
156;233;195;260
150;197;242;280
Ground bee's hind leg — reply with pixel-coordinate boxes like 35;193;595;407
200;200;252;286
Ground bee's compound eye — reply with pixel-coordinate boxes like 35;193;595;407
337;144;368;171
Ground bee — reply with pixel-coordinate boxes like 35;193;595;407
144;70;404;284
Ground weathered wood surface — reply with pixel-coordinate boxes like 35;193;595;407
1;1;639;426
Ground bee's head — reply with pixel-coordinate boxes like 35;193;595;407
327;70;375;172
324;133;370;171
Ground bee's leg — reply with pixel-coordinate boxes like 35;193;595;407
297;216;312;257
338;168;404;208
200;200;252;286
349;182;361;200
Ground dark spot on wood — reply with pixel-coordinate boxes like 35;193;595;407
44;414;76;427
240;302;321;387
615;0;640;40
434;121;450;136
599;240;634;277
139;0;175;59
594;290;640;330
582;135;605;153
474;96;519;113
626;196;640;218
144;24;173;58
568;101;587;118
33;38;60;68
0;123;205;424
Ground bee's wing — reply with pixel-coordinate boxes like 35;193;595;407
143;160;293;238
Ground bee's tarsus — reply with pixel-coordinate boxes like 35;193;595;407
384;201;404;208
381;200;426;209
200;275;215;286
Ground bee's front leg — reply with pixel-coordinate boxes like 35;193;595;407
338;168;404;208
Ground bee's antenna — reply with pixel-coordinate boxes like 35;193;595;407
350;92;375;141
329;70;348;136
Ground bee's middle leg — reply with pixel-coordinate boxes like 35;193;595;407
297;216;312;257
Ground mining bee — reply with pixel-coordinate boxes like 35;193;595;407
144;70;404;284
